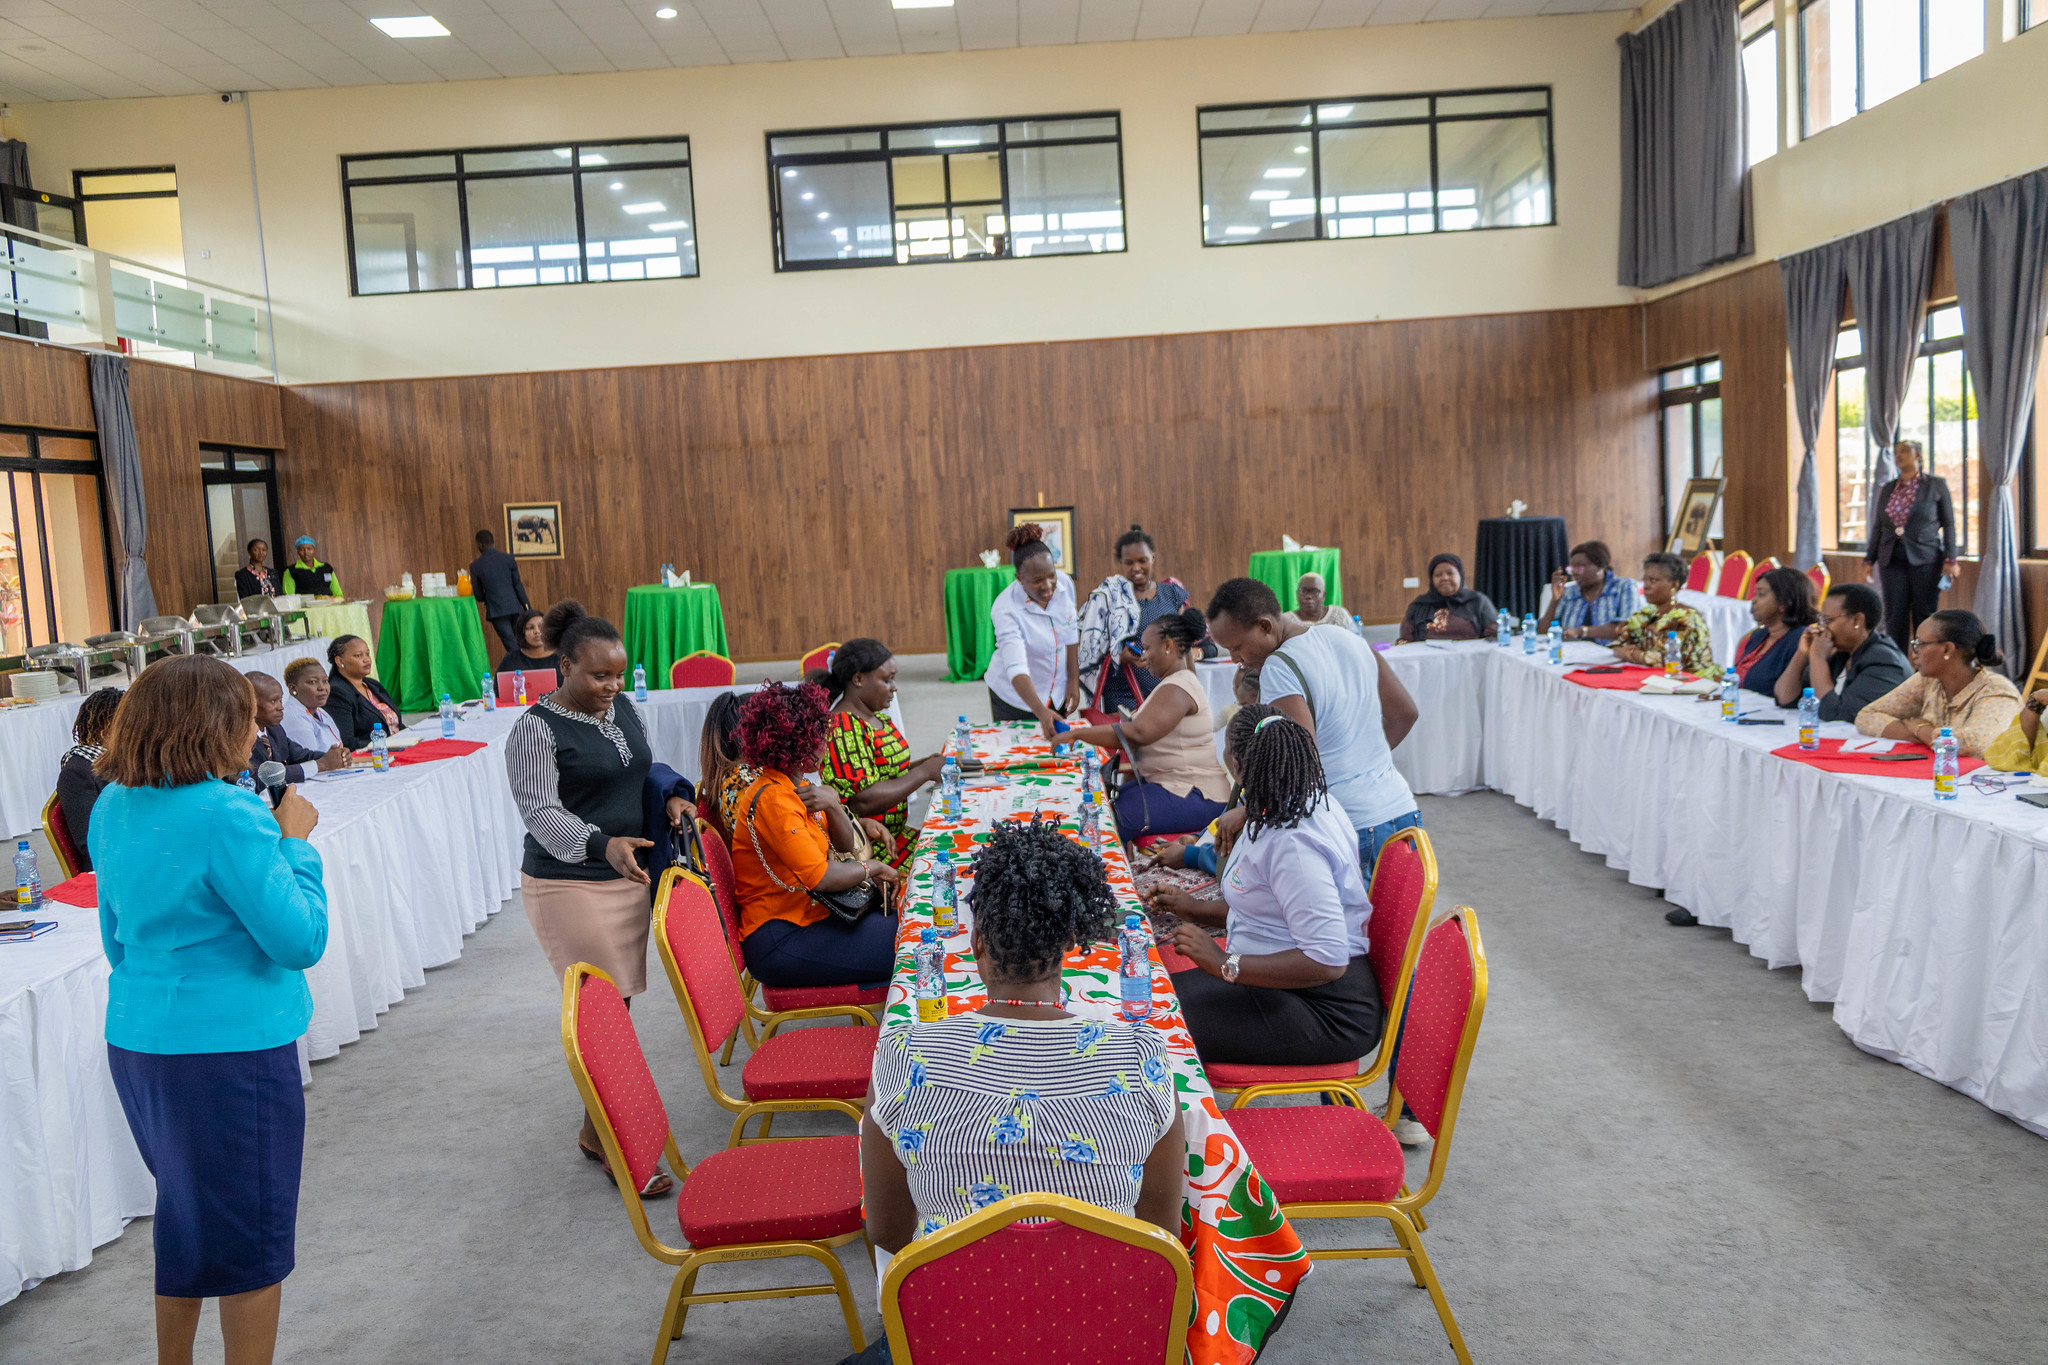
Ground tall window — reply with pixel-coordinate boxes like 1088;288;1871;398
1831;304;1979;553
1197;89;1554;247
202;447;282;605
1740;1;1778;166
766;115;1125;271
1799;0;1982;136
342;139;696;296
0;428;113;653
1659;360;1724;543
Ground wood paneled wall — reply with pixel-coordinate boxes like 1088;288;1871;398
277;309;1659;660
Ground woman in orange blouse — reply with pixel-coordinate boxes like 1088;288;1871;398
722;680;902;989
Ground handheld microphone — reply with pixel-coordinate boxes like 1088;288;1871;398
257;760;288;807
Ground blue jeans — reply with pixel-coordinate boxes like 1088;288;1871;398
1358;809;1424;880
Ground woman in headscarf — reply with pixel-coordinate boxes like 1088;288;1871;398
1398;554;1500;642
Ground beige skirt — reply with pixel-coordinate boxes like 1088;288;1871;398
522;873;654;998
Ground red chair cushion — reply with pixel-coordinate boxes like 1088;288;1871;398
677;1134;863;1249
573;972;673;1195
760;981;887;1012
496;669;557;703
740;1023;880;1101
894;1219;1184;1365
670;655;737;688
1225;1105;1405;1205
660;875;749;1051
1396;918;1477;1136
1366;836;1426;1007
1684;553;1715;592
45;799;85;876
695;825;747;974
1205;1060;1359;1087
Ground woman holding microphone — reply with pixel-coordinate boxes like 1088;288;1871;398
89;655;328;1365
983;522;1080;737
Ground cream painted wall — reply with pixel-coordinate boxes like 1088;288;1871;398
0;16;1633;382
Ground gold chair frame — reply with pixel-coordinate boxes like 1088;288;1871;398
41;791;79;880
880;1194;1193;1365
560;962;868;1365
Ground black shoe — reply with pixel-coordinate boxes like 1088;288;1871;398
1665;907;1699;926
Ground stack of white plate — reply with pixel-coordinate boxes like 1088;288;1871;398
12;671;61;702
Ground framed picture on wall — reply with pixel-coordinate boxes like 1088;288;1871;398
1008;506;1075;575
505;501;563;560
1666;478;1723;557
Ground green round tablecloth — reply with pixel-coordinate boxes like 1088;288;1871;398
622;583;731;690
297;601;377;678
943;565;1014;683
1249;548;1343;613
373;597;490;712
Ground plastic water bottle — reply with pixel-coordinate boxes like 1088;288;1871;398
370;722;390;772
940;754;963;819
1080;746;1096;796
235;769;259;793
1497;612;1513;648
1118;913;1152;1022
1052;719;1070;756
915;928;947;1022
633;663;647;702
1349;613;1364;637
1797;688;1820;750
932;848;958;932
513;669;527;706
1664;632;1682;677
439;693;456;738
1521;613;1537;654
953;714;972;757
1547;621;1563;665
15;839;42;910
1932;726;1958;801
1079;793;1101;846
1720;670;1739;722
480;674;496;711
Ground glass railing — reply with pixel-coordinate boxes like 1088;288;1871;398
0;219;272;377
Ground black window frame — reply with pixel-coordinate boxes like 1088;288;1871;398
1831;308;1979;555
340;136;698;297
72;164;177;210
1195;86;1557;249
200;444;285;606
0;424;116;652
1739;0;1779;166
1658;358;1723;540
763;112;1126;273
1796;0;1976;138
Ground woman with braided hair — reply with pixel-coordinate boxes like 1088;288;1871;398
1144;707;1383;1067
812;637;944;867
862;819;1187;1270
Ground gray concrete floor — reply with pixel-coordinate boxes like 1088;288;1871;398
6;655;2046;1363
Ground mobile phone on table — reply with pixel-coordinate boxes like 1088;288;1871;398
1869;752;1922;763
2017;791;2048;810
1735;717;1784;726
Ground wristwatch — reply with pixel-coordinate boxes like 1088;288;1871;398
2028;697;2047;715
1221;952;1242;983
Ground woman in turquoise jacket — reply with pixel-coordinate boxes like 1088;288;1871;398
90;655;328;1365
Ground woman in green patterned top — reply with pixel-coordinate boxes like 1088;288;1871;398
812;638;943;867
1612;553;1722;677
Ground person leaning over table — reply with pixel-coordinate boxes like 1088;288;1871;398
1984;681;2048;774
1785;583;1910;723
281;657;347;755
1864;438;1958;651
1145;708;1384;1069
280;535;341;600
54;686;121;870
1726;566;1817;701
1610;552;1720;676
1061;606;1233;840
1076;523;1198;715
721;679;903;990
1281;571;1350;631
505;600;686;1197
984;522;1080;738
1539;540;1641;643
816;638;943;868
468;529;532;655
1855;609;2022;757
234;538;278;600
89;655;327;1365
247;673;347;783
321;635;405;751
1398;552;1499;642
497;609;560;681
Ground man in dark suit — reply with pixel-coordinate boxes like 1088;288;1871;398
469;529;531;653
248;672;346;783
1862;439;1957;651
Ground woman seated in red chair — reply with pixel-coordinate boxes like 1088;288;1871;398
1059;607;1232;841
814;638;944;868
54;688;123;871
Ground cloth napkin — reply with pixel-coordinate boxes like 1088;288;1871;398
1563;665;1673;691
389;738;489;766
44;872;97;907
1770;737;1985;779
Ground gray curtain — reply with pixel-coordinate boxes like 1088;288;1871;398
1783;243;1847;568
1949;168;2048;681
1617;0;1752;289
88;353;158;629
1844;208;1938;500
0;139;32;227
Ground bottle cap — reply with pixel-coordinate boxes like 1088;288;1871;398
920;927;938;942
1939;726;1953;736
1803;687;1815;697
1126;912;1143;928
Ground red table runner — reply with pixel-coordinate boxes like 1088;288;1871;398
1770;737;1985;778
1563;665;1701;690
388;738;489;766
43;871;97;907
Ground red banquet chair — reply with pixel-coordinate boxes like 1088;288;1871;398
1205;826;1438;1109
1712;550;1753;598
652;866;876;1146
42;791;85;879
694;820;882;1068
1224;908;1490;1365
559;961;868;1364
1746;556;1781;596
495;668;557;704
1806;561;1831;600
799;642;841;676
880;1193;1193;1365
669;652;736;688
1683;550;1720;593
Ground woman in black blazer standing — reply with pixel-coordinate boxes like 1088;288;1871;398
1863;439;1957;651
321;634;407;749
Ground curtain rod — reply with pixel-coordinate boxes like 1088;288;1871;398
1773;159;2048;262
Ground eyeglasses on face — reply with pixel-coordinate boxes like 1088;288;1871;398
1906;638;1950;655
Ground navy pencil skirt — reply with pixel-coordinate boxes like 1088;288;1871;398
109;1041;305;1299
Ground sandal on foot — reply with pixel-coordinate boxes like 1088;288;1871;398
589;1145;674;1198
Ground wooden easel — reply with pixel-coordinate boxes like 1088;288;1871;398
2025;628;2048;699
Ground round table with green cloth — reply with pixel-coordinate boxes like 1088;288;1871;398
1248;548;1343;613
373;597;491;711
621;583;731;690
942;565;1013;683
296;600;377;677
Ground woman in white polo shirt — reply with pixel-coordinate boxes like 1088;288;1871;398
983;522;1080;738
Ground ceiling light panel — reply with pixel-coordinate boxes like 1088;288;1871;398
370;16;452;39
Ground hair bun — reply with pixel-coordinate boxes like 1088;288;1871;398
1129;522;1143;532
1178;604;1205;633
1004;523;1046;551
1976;633;2003;665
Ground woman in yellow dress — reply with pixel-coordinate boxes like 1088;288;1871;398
1611;552;1720;676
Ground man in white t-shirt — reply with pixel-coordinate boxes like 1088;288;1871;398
1205;577;1422;876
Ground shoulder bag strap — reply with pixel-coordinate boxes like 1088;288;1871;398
1267;646;1316;723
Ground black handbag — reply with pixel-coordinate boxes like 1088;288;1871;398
744;787;883;926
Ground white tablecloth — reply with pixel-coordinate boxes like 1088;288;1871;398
636;685;908;786
0;639;333;838
1383;641;1494;796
